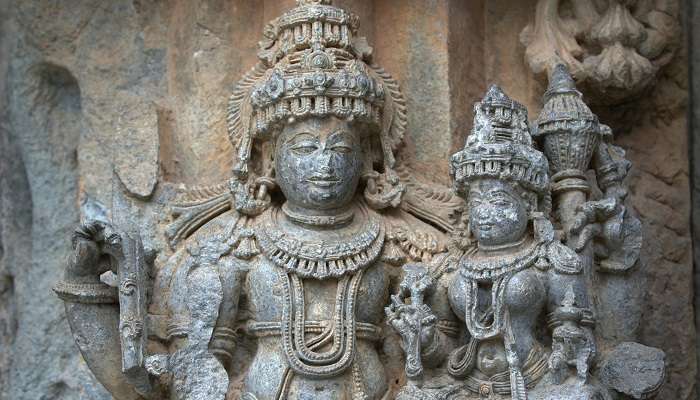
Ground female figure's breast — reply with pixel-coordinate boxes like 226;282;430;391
504;268;547;361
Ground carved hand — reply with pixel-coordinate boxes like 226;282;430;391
569;197;622;252
385;298;437;348
386;263;437;348
67;220;116;283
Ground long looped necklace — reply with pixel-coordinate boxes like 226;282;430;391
279;269;364;378
461;241;542;340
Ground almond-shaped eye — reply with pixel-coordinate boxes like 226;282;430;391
331;144;352;154
291;142;318;155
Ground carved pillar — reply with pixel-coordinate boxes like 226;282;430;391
373;0;485;183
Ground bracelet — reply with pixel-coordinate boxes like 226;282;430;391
53;280;118;304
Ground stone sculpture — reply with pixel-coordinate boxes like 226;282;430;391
53;1;666;399
54;0;458;399
386;66;666;400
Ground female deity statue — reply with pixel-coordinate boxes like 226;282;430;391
53;1;461;399
388;85;609;400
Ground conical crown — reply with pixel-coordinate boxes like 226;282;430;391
450;85;549;195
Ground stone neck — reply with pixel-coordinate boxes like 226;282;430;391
281;201;355;228
477;235;529;256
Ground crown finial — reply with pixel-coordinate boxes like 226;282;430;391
296;0;332;5
482;85;509;106
481;84;526;113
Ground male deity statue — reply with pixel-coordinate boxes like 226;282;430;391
387;68;667;400
54;1;666;399
54;1;461;399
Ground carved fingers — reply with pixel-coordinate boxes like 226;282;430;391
385;298;437;348
68;220;114;280
570;197;620;251
72;220;106;247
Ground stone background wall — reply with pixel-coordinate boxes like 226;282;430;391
0;0;695;399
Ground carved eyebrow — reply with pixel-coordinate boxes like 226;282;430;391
487;190;514;198
286;132;317;144
327;129;352;143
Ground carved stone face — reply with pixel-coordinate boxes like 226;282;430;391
468;178;528;247
275;117;363;211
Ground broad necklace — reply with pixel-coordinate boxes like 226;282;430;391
460;238;542;281
256;202;385;279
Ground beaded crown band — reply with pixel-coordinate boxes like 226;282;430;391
250;57;384;135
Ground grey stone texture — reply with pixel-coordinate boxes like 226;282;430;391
0;0;694;399
598;342;666;399
691;0;700;395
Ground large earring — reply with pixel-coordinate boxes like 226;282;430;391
451;217;477;253
362;168;405;210
231;171;275;216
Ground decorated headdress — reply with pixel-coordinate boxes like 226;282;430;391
227;0;407;213
450;85;550;200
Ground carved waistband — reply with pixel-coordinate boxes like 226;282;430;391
462;345;549;396
245;320;382;342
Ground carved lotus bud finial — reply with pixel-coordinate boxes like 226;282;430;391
521;0;678;104
543;63;578;102
534;64;607;189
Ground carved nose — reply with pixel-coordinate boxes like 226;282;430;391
318;152;333;173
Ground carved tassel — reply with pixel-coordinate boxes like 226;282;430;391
234;228;259;260
381;239;406;266
535;256;550;271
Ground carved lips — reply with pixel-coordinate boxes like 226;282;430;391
306;174;341;188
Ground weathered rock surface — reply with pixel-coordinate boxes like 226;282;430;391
598;342;666;399
0;0;694;399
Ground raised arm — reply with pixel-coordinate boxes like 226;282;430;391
54;221;144;400
385;254;463;384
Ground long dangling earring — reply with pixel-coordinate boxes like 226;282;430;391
231;142;275;216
